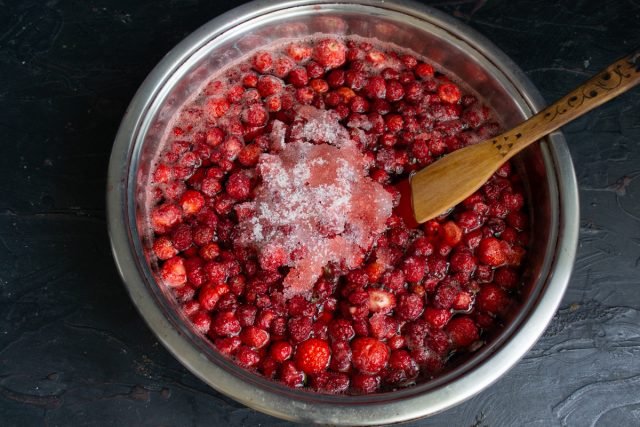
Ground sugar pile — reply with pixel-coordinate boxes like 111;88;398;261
235;106;393;298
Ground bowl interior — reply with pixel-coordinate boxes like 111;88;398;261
122;2;561;424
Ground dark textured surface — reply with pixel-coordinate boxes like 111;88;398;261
1;1;639;426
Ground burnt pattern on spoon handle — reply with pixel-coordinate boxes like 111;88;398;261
491;49;640;158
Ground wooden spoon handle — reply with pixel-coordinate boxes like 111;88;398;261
494;50;640;161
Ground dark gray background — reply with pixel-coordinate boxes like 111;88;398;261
1;0;639;425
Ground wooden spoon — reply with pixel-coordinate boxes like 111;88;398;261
408;50;640;224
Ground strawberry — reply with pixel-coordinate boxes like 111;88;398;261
152;236;177;260
438;82;461;104
351;337;390;374
313;38;346;69
270;341;293;363
180;190;205;215
367;289;396;314
442;221;463;246
295;338;331;375
279;360;306;388
478;237;506;266
286;43;312;62
160;256;187;287
423;307;452;329
151;203;181;234
240;326;270;349
476;284;510;316
445;316;479;348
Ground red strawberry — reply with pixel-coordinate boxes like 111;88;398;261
368;289;396;314
423;307;452;329
180;190;205;215
205;97;230;119
442;221;462;246
313;38;346;68
252;51;273;73
240;326;270;349
295;338;331;375
478;237;506;266
279;360;305;388
438;83;461;104
445;316;479;348
270;341;293;363
286;43;312;62
152;236;177;260
151;203;181;233
351;373;380;394
351;337;390;374
476;283;510;316
160;256;187;287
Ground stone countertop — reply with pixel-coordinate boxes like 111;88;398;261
1;1;639;425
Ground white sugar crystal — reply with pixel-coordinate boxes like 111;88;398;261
236;106;393;297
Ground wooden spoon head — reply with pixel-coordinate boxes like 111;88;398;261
410;141;504;223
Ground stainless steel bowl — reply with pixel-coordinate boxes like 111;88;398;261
107;0;579;424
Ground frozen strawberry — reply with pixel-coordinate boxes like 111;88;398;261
288;316;313;343
270;341;293;362
442;221;462;246
494;267;519;290
415;62;434;78
279;360;306;388
180;190;205;215
396;293;424;321
476;283;510;316
205;97;230;120
385;349;419;384
364;76;386;99
236;345;261;368
198;283;229;311
478;237;506;266
286;43;312;62
313;38;346;68
368;289;396;314
214;336;241;356
152;236;177;260
240;326;270;349
452;290;473;311
252;51;273;73
438;83;461;104
256;75;283;97
211;311;242;337
445;316;479;348
259;245;287;272
242;103;268;127
351;337;390;374
450;249;476;277
365;50;385;64
225;171;251;200
190;310;212;334
273;56;294;78
152;163;173;183
311;371;350;394
351;373;380;394
402;256;426;283
310;78;329;93
423;307;452;329
295;338;331;375
160;256;187;287
328;319;355;342
151;203;181;234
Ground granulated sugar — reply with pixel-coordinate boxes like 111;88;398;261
235;106;392;297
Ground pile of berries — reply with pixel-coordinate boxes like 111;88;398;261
146;36;529;394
